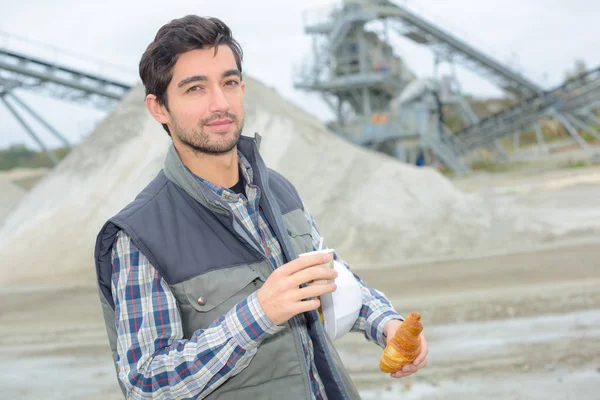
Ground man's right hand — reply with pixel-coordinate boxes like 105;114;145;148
257;253;338;325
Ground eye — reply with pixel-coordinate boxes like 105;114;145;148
187;85;203;93
225;80;239;87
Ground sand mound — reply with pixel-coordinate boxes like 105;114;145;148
0;178;26;226
0;77;597;286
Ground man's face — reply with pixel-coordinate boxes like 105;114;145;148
164;45;245;155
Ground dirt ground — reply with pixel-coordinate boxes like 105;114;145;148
1;163;599;399
337;243;600;399
0;241;598;399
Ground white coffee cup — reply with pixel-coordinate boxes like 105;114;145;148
298;248;335;284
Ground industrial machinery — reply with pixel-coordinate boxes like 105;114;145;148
294;0;600;173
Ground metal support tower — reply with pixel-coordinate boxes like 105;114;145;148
296;1;413;131
296;0;600;172
0;45;132;165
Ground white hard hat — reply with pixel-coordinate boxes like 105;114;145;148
320;259;363;341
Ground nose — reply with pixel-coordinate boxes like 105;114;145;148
208;85;230;114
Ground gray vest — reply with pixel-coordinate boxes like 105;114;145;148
94;134;361;399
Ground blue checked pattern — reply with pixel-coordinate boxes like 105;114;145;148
110;150;401;398
195;152;285;270
194;152;326;399
111;232;283;399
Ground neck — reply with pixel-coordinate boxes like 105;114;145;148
174;141;239;188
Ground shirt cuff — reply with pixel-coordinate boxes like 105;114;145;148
224;291;285;350
368;309;404;348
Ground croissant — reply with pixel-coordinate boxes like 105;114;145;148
379;312;423;373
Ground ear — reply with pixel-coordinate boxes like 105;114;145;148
240;80;246;94
145;94;170;125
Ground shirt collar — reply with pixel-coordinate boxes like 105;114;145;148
193;150;254;200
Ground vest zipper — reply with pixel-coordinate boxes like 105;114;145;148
212;198;312;398
249;170;321;399
253;154;351;399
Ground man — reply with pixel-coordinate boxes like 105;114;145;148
94;15;427;399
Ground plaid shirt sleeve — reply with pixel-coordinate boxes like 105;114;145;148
302;204;403;348
111;230;284;399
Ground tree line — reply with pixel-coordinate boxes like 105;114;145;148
0;144;71;170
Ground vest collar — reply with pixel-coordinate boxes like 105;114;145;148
163;133;262;212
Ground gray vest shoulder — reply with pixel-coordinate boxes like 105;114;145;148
267;168;305;215
95;169;267;306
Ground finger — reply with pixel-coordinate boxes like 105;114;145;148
290;298;321;315
413;352;426;366
401;364;418;374
391;370;413;378
412;334;428;365
416;358;428;369
289;265;338;287
280;253;333;276
294;282;337;301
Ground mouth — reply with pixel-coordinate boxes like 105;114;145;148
205;118;233;128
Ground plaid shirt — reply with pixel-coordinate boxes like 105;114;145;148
110;151;402;399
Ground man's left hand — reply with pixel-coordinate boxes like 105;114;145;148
383;319;428;378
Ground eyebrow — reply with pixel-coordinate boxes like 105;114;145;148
177;69;241;88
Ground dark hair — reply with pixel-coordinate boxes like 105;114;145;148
139;15;244;135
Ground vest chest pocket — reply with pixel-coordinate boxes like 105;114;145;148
175;265;263;338
283;209;314;256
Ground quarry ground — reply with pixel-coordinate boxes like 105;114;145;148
338;241;600;399
1;163;599;399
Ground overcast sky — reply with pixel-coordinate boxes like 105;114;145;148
1;0;598;150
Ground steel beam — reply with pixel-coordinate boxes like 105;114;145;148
513;131;520;150
534;123;548;154
9;92;71;148
1;94;58;165
554;111;591;152
376;3;541;96
0;48;132;109
493;140;510;160
567;114;600;141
